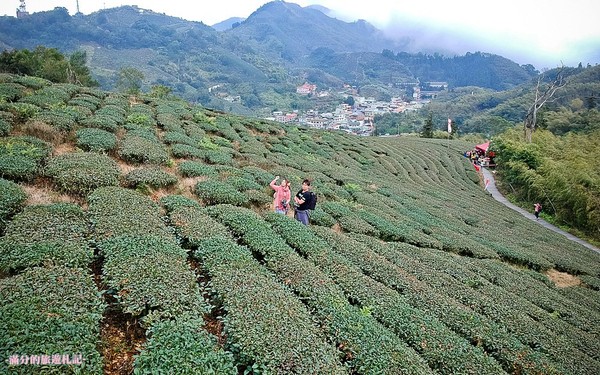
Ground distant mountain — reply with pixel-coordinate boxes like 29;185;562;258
211;17;245;32
0;1;538;116
227;1;399;61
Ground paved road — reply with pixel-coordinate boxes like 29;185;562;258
481;168;600;254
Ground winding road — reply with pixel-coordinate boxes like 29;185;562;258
481;167;600;255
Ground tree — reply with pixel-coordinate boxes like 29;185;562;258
523;66;566;142
150;85;172;99
0;47;97;86
421;113;434;138
117;67;144;95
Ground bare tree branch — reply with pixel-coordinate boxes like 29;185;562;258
524;65;567;142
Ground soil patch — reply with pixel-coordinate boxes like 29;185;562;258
331;223;343;233
22;181;77;206
546;269;581;288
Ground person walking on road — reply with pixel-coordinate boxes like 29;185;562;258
534;203;543;220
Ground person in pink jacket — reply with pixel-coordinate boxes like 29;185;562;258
270;176;291;214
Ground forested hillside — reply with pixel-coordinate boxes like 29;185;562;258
0;2;537;115
1;73;599;374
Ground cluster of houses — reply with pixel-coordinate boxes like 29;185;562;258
267;81;446;136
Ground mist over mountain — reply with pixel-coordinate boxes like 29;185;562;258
0;1;538;114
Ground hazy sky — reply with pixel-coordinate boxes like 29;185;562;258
2;0;599;69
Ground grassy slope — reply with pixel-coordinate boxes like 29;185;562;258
0;75;599;374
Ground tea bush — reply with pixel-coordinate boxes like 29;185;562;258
45;152;120;195
2;102;40;122
194;180;249;206
19;86;71;109
162;131;197;147
68;94;101;111
257;212;434;374
224;176;261;191
0;111;14;136
134;317;236;375
0;265;105;374
171;143;205;159
88;186;173;239
0;178;27;233
75;127;117;152
0;82;26;101
125;167;177;189
0;203;92;272
12;75;51;90
178;160;216;177
0;135;52;181
118;134;169;165
81;113;119;132
169;206;231;247
159;194;201;213
31;107;79;132
99;235;208;327
195;236;346;374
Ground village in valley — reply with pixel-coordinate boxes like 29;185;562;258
266;81;449;136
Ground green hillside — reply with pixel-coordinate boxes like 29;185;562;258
0;4;537;116
1;73;599;374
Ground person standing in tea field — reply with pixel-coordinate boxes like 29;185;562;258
294;179;317;225
270;176;291;215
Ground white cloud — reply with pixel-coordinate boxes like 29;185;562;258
1;0;599;68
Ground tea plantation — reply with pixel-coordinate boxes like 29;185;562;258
0;73;599;374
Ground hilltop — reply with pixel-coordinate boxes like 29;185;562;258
0;74;599;374
0;2;537;116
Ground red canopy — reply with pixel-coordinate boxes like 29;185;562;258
475;141;490;153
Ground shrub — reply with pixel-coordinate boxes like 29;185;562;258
171;143;205;159
195;236;346;374
0;135;52;181
0;82;26;101
0;178;27;233
0;111;15;136
12;75;51;90
0;265;105;374
76;127;117;152
45;152;120;196
68;94;101;110
81;114;119;132
134;317;236;375
162;131;197;147
3;102;40;122
19;86;71;109
308;207;337;227
169;206;231;247
118;134;169;165
88;186;173;239
178;161;216;177
194;180;249;206
32;107;79;132
124;167;177;189
0;203;92;272
159;194;200;213
223;176;261;191
204;150;233;165
99;235;208;327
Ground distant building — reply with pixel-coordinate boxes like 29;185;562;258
296;82;317;95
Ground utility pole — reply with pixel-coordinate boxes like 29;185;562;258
16;0;29;18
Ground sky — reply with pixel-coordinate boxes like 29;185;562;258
2;0;599;70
